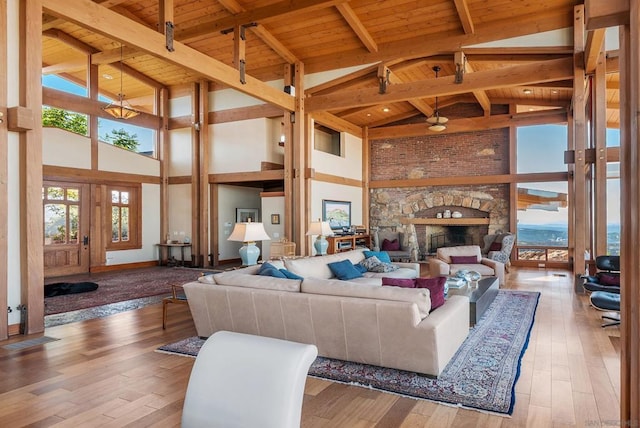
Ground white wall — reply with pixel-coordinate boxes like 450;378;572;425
167;183;192;244
312;132;362;179
99;142;159;175
169;128;193;176
261;196;285;260
43;128;91;168
217;185;263;261
210;118;271;173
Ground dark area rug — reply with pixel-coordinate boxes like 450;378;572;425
44;267;205;315
157;290;539;415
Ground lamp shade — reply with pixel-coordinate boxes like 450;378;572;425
306;220;333;237
228;222;271;243
306;220;333;256
227;221;270;266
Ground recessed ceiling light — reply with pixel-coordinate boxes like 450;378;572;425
366;113;372;117
382;107;390;112
102;73;113;80
551;90;558;94
523;89;532;95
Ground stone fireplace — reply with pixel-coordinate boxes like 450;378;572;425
370;185;509;259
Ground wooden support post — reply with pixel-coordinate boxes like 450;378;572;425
159;87;170;259
198;79;210;266
292;62;306;254
618;3;640;424
283;64;294;245
234;25;246;84
88;56;99;170
361;126;370;232
508;104;518;236
19;0;44;334
593;46;607;257
571;5;588;290
190;82;200;266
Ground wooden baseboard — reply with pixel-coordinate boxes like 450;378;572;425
90;260;158;273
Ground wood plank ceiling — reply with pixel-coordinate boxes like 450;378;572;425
41;0;621;130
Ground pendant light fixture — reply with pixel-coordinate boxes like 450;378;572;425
426;65;448;132
102;44;140;120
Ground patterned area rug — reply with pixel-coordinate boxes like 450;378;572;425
44;267;207;315
157;290;539;415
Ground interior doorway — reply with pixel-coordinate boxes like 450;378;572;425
43;181;91;277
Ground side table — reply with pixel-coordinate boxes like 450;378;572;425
156;243;192;266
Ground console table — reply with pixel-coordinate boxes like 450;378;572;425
326;234;371;254
156;243;192;266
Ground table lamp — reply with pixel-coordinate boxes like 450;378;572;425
306;219;333;255
227;220;271;265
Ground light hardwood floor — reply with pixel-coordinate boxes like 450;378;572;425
0;268;620;427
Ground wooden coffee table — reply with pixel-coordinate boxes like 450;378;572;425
446;276;499;326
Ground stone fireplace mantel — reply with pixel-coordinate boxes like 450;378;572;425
401;218;490;226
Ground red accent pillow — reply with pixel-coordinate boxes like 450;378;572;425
381;238;401;251
598;273;620;286
489;242;502;251
450;255;479;264
381;277;416;288
415;276;446;311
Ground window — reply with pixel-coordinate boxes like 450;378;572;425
107;185;141;250
43;186;80;245
314;124;343;156
517;125;567;173
99;117;157;158
607;162;620;255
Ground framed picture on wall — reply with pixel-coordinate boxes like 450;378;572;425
322;200;351;231
271;214;280;224
236;208;259;223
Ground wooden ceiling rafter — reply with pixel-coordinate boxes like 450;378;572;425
306;57;574;112
460;52;491;114
42;0;130;31
216;0;299;64
585;28;606;73
302;8;573;74
176;0;350;43
42;0;295;111
453;0;475;34
336;3;378;53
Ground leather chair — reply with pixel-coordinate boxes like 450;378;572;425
582;255;620;293
182;331;318;428
589;291;620;327
429;245;505;286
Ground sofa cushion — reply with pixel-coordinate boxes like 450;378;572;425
382;238;401;251
450;264;495;277
363;250;392;263
436;245;482;264
363;268;418;279
450;255;479;264
198;274;217;284
382;277;416;288
416;277;446;311
213;271;301;292
328;259;364;281
301;277;431;318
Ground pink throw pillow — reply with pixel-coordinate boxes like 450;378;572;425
415;276;446;311
450;255;479;264
382;238;401;251
382;277;416;288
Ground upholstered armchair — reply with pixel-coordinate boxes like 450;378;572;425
429;245;505;286
482;232;516;271
372;228;416;262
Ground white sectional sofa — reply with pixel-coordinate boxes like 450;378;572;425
183;249;470;377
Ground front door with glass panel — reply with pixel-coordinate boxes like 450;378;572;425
43;182;90;277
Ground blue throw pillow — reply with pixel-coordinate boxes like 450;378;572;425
328;259;363;280
258;263;287;278
279;268;304;280
363;250;391;263
353;263;367;274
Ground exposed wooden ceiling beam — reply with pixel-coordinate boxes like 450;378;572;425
453;0;475;34
113;62;163;89
91;46;140;65
585;28;606;73
366;111;419;128
461;52;491;114
177;0;349;43
303;9;573;74
42;0;129;30
312;111;361;136
607;80;620;90
336;3;378;53
387;70;433;117
368;110;568;139
42;0;295;111
42;59;86;75
306;57;574;112
42;29;99;54
307;64;378;95
216;0;299;63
